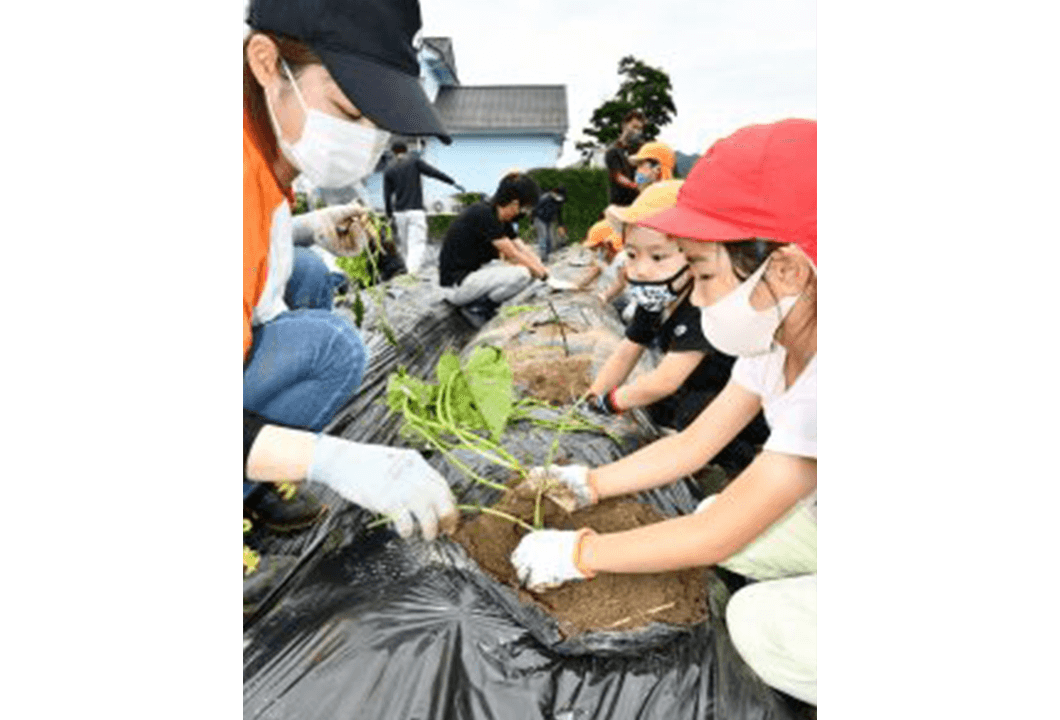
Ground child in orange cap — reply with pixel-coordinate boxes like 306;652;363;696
628;140;676;189
574;218;626;295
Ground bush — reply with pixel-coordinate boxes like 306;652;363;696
427;213;458;243
526;167;610;249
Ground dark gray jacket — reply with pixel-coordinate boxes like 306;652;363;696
383;154;457;215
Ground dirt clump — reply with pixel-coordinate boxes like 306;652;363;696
506;346;593;405
452;488;709;638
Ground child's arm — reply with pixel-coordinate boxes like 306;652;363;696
588;339;645;397
610;350;705;410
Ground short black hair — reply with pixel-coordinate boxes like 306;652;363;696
554;185;567;198
391;141;408;154
492;173;540;209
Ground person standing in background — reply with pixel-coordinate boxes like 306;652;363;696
605;109;646;207
531;186;567;262
384;141;465;273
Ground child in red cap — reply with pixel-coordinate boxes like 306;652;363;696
512;119;818;707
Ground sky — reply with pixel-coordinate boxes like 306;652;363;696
243;0;816;166
420;0;815;165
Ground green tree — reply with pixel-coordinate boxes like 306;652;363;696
577;56;677;161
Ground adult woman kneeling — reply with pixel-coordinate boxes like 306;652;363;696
242;0;457;577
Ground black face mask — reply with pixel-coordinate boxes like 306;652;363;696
626;264;691;312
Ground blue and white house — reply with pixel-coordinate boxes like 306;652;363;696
360;37;569;213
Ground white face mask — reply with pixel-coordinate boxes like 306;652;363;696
699;259;799;357
266;60;391;188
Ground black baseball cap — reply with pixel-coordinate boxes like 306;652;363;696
247;0;452;144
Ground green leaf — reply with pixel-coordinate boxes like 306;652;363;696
335;254;373;286
435;352;461;387
385;368;435;416
352;291;365;328
462;346;513;443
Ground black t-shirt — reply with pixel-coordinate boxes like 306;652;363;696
438;202;518;287
605;144;639;206
625;297;737;393
625;296;772;447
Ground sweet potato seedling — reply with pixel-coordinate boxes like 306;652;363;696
376;349;616;534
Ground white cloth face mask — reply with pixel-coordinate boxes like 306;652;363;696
699;258;799;357
267;60;391;188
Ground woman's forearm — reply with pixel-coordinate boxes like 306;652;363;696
245;425;317;482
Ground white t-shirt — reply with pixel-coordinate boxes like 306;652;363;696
731;348;817;517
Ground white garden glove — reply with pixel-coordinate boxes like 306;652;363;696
511;529;595;590
515;464;596;513
308;435;457;541
694;495;718;515
291;201;377;256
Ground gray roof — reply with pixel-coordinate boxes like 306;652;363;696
433;85;568;136
421;37;458;84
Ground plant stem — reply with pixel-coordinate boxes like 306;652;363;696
545;390;591;469
457;504;535;532
546;299;570;357
405;414;509;493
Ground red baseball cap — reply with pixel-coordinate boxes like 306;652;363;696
640;119;816;264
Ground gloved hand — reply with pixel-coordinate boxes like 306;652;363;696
292;201;377;256
308;435;457;541
511;529;595;590
515;464;596;513
694;494;718;515
587;389;621;416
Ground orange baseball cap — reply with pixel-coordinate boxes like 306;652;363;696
604;179;683;237
628;141;676;180
584;219;622;253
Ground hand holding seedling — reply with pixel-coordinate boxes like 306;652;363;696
308;435;457;541
516;465;596;513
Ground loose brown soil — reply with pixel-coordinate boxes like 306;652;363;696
506;346;593;405
453;487;709;638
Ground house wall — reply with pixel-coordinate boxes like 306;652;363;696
425;134;562;209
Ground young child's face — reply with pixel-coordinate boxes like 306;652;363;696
636;160;660;186
624;225;687;283
678;238;734;308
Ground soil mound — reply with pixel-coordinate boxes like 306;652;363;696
453;487;708;638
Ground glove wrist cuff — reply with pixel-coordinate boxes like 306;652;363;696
583;470;599;505
572;528;598;578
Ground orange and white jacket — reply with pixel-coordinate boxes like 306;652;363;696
244;111;295;361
